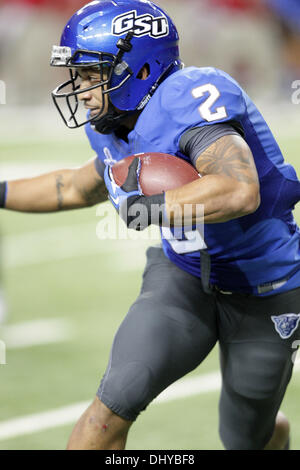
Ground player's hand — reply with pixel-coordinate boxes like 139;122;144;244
104;158;142;211
104;158;166;231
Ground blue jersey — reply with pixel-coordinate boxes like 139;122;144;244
86;66;300;296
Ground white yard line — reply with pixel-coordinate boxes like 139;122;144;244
1;364;299;442
0;353;299;443
3;222;110;268
2;219;159;270
153;371;222;404
0;371;222;442
0;402;90;441
0;318;73;349
0;363;299;442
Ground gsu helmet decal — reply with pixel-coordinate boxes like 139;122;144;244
50;0;182;133
111;10;169;38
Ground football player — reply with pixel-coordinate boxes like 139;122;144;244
1;0;300;450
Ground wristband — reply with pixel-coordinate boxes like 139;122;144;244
122;193;166;231
0;182;7;208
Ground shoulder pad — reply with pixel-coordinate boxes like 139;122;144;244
135;67;246;150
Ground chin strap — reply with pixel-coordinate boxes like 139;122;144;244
92;31;135;134
91;104;135;134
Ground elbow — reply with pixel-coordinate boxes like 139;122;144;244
233;184;261;217
242;185;261;215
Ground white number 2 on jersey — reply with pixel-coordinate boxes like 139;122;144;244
161;227;207;254
192;84;227;122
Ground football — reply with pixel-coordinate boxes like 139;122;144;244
111;153;200;196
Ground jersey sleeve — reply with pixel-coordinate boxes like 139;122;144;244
136;67;247;153
180;123;242;167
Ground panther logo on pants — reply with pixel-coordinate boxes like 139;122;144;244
271;313;300;339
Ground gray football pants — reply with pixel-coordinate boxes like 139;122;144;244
97;246;300;449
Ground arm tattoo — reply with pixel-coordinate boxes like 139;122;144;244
196;135;259;185
56;175;64;210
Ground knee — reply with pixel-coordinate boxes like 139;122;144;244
219;424;263;450
268;412;290;449
99;361;154;421
275;411;290;436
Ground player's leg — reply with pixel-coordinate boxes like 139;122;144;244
67;396;132;450
219;340;293;450
217;287;300;450
67;246;218;450
264;411;290;450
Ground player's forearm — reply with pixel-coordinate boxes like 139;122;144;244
4;170;89;213
165;174;260;224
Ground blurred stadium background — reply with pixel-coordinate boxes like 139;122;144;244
0;0;300;450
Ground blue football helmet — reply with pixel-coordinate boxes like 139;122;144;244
50;0;182;134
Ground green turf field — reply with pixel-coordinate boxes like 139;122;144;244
0;131;300;450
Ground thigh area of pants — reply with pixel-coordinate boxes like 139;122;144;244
97;247;219;421
217;287;300;449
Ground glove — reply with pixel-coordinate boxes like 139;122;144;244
104;158;166;231
104;158;142;211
